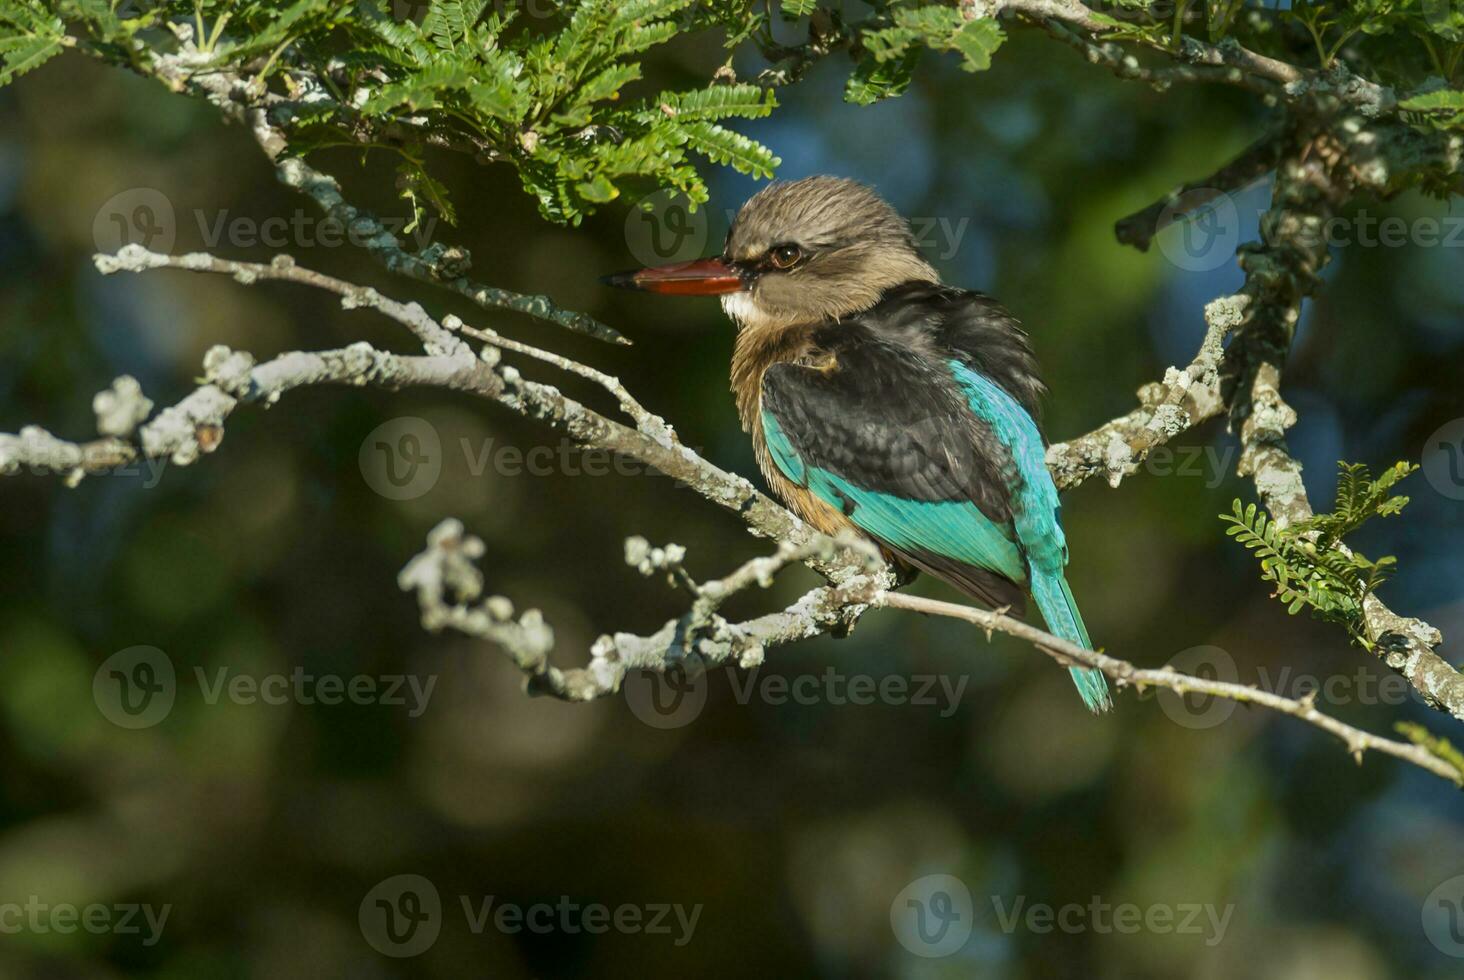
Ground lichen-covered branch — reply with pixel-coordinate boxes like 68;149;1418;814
1222;144;1464;723
397;519;1464;787
400;519;891;701
1002;0;1303;90
1;343;489;482
1046;293;1231;491
1035;14;1285;99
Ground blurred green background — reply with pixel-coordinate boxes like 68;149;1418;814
3;18;1464;980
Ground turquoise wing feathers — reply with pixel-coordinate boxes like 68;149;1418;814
945;359;1110;712
756;339;1111;713
762;412;1026;584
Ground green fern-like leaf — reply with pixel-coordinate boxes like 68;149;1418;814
659;84;779;121
0;0;65;87
950;17;1004;72
845;47;919;104
1221;461;1417;646
678;121;780;177
422;0;488;52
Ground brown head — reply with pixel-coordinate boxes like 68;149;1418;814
604;176;939;332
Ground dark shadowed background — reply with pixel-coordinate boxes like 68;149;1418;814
3;18;1464;980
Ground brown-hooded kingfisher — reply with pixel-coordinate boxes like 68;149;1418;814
604;176;1111;713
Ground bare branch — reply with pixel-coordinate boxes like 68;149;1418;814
1002;0;1304;87
266;152;629;346
1115;134;1284;251
1036;15;1284;99
96;246;469;357
445;317;675;448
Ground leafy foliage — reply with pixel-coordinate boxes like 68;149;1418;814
11;0;779;224
845;3;1004;105
0;0;65;85
6;1;1464;220
1401;86;1464;128
1221;462;1418;647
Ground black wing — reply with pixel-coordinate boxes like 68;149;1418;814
855;282;1047;425
760;324;1028;611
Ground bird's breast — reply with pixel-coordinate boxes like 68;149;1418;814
747;410;857;537
729;324;855;537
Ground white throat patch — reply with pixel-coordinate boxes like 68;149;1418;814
720;291;759;327
721;291;791;334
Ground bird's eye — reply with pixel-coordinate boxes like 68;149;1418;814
768;244;803;270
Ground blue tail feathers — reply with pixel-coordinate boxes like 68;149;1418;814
1028;569;1112;713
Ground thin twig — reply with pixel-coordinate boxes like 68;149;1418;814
875;591;1463;786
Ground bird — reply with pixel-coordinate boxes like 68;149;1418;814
603;176;1111;713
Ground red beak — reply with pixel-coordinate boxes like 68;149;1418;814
601;257;745;296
